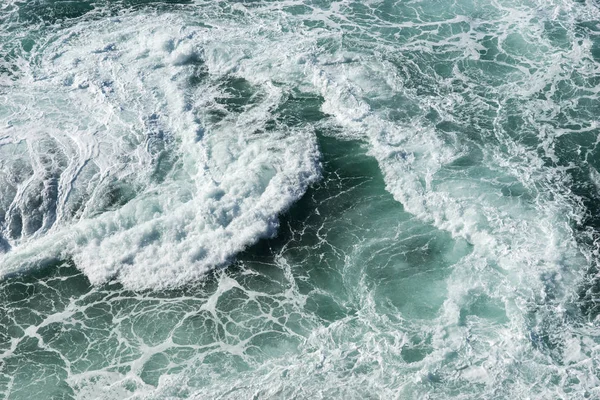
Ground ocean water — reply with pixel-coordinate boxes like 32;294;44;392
1;0;600;398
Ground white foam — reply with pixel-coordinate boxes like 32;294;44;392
0;15;321;289
265;2;598;395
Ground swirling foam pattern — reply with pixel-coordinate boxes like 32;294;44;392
0;11;321;288
1;0;600;398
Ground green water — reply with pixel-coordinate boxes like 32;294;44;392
1;0;600;398
1;135;467;398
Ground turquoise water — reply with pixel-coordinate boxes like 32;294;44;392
1;0;600;398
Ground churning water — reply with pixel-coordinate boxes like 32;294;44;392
1;0;600;398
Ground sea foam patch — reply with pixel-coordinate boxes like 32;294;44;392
0;15;321;289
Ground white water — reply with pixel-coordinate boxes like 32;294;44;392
0;13;322;288
1;1;600;398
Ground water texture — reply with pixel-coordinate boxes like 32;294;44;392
1;0;600;398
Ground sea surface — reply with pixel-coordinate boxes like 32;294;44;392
1;0;600;398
